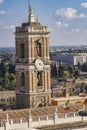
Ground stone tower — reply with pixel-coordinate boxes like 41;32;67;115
15;6;51;108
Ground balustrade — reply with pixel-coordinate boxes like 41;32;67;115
0;111;86;129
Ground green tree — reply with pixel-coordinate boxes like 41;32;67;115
63;71;70;78
68;66;74;77
74;70;80;79
0;54;16;91
81;63;87;72
8;64;15;74
51;64;57;78
58;64;64;77
0;62;6;77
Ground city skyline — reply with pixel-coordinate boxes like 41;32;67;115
0;0;87;47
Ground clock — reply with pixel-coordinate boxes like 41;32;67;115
35;58;44;71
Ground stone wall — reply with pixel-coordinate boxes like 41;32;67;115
51;96;87;106
0;91;16;104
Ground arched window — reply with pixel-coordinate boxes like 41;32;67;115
21;72;25;86
21;43;25;58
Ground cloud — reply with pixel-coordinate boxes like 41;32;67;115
56;21;69;28
48;27;53;32
3;25;15;30
0;0;4;3
72;28;80;33
0;10;15;15
0;21;3;24
0;11;9;15
79;13;87;18
55;7;87;19
81;2;87;8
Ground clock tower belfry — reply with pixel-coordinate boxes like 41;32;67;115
15;5;51;108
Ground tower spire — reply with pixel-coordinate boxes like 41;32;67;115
28;0;30;16
29;5;33;16
28;0;35;23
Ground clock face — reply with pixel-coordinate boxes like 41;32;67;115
35;58;44;71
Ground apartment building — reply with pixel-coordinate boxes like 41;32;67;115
52;53;87;65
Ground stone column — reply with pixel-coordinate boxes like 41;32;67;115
28;110;32;128
46;116;48;121
19;44;21;59
35;72;37;92
32;71;35;92
44;44;46;59
19;72;21;90
16;43;20;60
46;43;48;62
26;71;28;92
25;44;28;62
41;44;43;58
16;71;18;90
16;42;18;61
44;70;47;91
20;118;22;124
5;113;9;130
54;108;58;124
47;43;50;62
29;42;31;63
47;69;50;91
32;72;34;92
65;114;67;118
42;72;44;90
32;42;34;59
31;43;33;62
29;71;32;92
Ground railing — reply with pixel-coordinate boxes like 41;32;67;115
32;112;79;122
0;111;86;129
0;121;5;127
48;115;54;120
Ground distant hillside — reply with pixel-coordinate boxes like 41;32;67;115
0;47;15;54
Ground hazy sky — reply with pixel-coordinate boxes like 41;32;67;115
0;0;87;47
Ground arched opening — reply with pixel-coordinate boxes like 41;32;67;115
35;41;41;57
37;72;42;86
21;43;25;58
21;72;25;86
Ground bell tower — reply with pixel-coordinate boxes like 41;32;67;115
15;5;51;108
